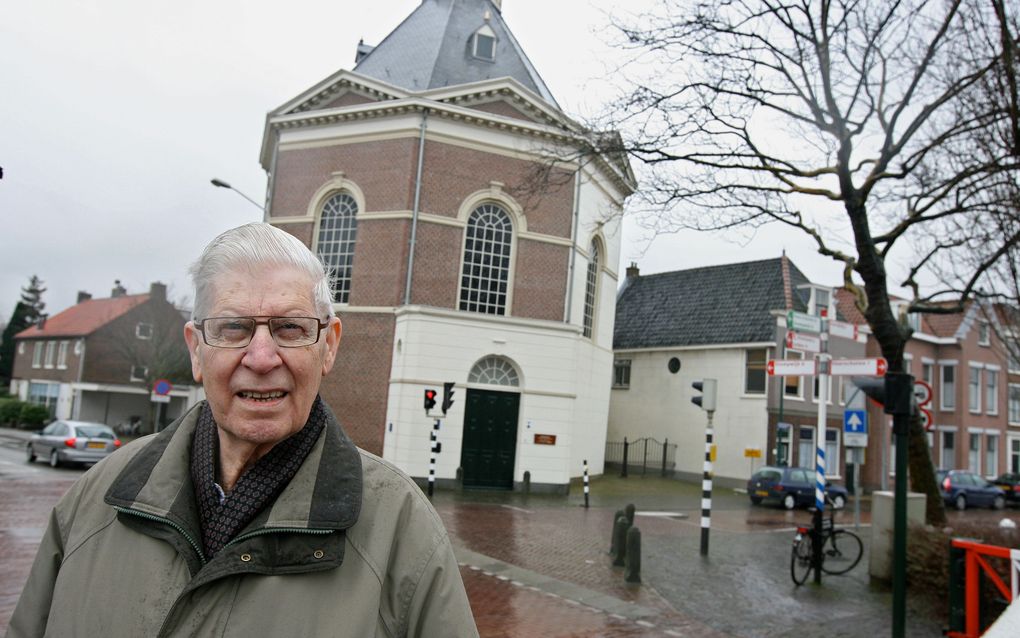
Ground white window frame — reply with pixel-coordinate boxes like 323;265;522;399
18;342;24;355
472;25;496;61
582;238;601;339
978;321;991;346
135;322;153;340
940;362;957;411
940;427;957;470
744;348;768;395
921;358;935;385
44;341;56;369
825;428;840;477
986;433;999;478
798;427;814;468
1009;435;1020;474
968;430;982;474
613;359;631;389
812;287;832;318
130;365;148;382
813;373;833;405
458;201;514;316
1010;384;1020;425
32;342;43;368
57;341;69;369
1009;341;1020;374
968;364;982;414
783;350;805;399
985;367;999;416
315;190;360;305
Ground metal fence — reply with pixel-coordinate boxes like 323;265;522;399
604;437;677;477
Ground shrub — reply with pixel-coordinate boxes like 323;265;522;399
18;403;50;429
0;399;25;426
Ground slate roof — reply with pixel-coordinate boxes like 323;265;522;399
15;294;149;339
353;0;559;107
614;258;813;350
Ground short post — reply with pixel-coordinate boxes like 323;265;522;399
523;470;531;494
427;418;441;497
621;437;629;478
661;438;668;477
642;439;648;475
625;503;635;525
610;509;625;556
612;514;631;567
583;459;590;508
624;526;642;583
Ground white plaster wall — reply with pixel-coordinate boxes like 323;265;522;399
383;308;610;486
607;348;770;482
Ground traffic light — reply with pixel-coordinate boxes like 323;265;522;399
851;373;914;416
691;379;717;412
442;382;455;415
424;388;437;413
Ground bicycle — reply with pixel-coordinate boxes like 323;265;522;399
790;498;863;586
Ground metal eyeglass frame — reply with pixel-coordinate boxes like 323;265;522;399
193;316;330;348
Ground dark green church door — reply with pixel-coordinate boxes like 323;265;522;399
461;389;520;490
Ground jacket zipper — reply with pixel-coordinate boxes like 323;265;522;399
224;526;333;548
114;506;207;565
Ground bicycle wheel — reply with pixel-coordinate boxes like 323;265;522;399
790;535;814;585
820;529;863;575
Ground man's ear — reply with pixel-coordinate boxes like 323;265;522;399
183;322;204;383
321;317;342;375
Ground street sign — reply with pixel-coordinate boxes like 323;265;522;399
744;448;762;458
152;379;173;395
829;357;888;377
828;320;859;341
844;409;868;447
766;358;818;376
913;380;933;407
787;310;822;334
919;408;934;432
786;330;821;353
150;393;171;404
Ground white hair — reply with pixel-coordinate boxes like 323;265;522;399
189;223;334;320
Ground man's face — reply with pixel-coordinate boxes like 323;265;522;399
183;265;341;450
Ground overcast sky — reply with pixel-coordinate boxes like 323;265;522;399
0;0;850;323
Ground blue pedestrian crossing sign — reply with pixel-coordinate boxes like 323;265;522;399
844;409;867;447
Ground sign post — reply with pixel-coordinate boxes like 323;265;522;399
150;379;173;432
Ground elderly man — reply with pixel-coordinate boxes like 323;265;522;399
7;223;478;637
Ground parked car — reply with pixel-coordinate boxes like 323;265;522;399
747;466;849;510
993;473;1020;504
26;420;122;468
936;470;1006;510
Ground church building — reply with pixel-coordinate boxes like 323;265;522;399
261;0;634;490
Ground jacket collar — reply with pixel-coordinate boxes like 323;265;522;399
105;398;363;532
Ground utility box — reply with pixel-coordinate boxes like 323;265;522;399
868;490;926;581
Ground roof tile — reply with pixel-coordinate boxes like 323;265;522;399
15;295;150;339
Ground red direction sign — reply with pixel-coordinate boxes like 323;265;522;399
828;320;859;341
767;359;818;376
785;330;821;353
829;357;888;377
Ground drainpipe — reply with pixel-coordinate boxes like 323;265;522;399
264;128;280;222
563;161;585;323
73;339;86;419
404;108;430;305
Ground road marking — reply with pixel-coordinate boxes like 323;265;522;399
635;620;655;628
499;504;533;513
634;511;687;518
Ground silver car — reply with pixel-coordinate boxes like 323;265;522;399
26;420;122;468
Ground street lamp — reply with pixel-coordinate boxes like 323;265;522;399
210;178;264;212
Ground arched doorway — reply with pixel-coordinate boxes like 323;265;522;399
461;356;522;490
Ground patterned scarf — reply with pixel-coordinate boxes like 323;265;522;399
191;397;326;558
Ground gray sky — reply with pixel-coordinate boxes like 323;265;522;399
0;0;848;323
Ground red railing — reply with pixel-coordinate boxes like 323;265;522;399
947;538;1020;638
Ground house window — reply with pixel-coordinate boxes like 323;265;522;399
941;364;956;410
798;427;814;468
985;369;999;415
135;322;153;339
968;433;981;474
745;348;768;394
922;362;934;385
32;342;43;368
968;366;981;413
986;434;998;477
1010;438;1020;474
825;429;839;476
27;382;60;417
784;350;803;397
1010;342;1020;373
467;356;519;387
813;288;831;317
978;321;990;346
942;431;956;470
18;342;24;355
1010;384;1020;424
316;191;359;304
907;312;921;332
459;202;512;315
613;359;631;389
130;365;148;382
74;340;83;355
813;374;832;404
582;239;600;338
44;341;56;368
57;341;69;369
472;25;496;60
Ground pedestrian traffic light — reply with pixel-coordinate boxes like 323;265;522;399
691;379;717;412
442;382;455;415
424;388;437;413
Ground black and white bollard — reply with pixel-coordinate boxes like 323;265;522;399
583;459;590;508
701;411;714;556
427;418;441;497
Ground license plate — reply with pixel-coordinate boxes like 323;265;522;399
756;490;769;497
87;442;105;449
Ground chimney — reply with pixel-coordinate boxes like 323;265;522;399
111;280;127;297
491;0;502;11
36;314;48;330
625;262;640;279
77;291;92;303
355;39;375;64
149;282;167;302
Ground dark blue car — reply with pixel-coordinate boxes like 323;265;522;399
747;466;849;510
937;470;1006;510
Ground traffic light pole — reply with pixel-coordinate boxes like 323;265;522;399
812;322;830;585
884;372;913;638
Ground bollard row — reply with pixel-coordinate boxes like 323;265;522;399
609;503;641;584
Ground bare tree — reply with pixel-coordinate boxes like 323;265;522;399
591;0;1020;525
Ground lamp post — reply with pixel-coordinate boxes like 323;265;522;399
210;178;264;212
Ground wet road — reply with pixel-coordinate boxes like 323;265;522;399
1;428;1015;636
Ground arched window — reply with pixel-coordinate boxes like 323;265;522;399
459;202;513;315
468;356;520;387
316;192;359;304
582;239;600;338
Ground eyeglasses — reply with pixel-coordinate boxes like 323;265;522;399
194;316;329;348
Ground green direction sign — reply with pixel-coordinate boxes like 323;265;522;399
786;310;822;334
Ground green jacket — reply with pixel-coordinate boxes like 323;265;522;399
7;402;478;638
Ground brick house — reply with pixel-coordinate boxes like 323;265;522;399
10;282;202;431
260;0;635;490
834;291;1015;492
609;257;867;487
